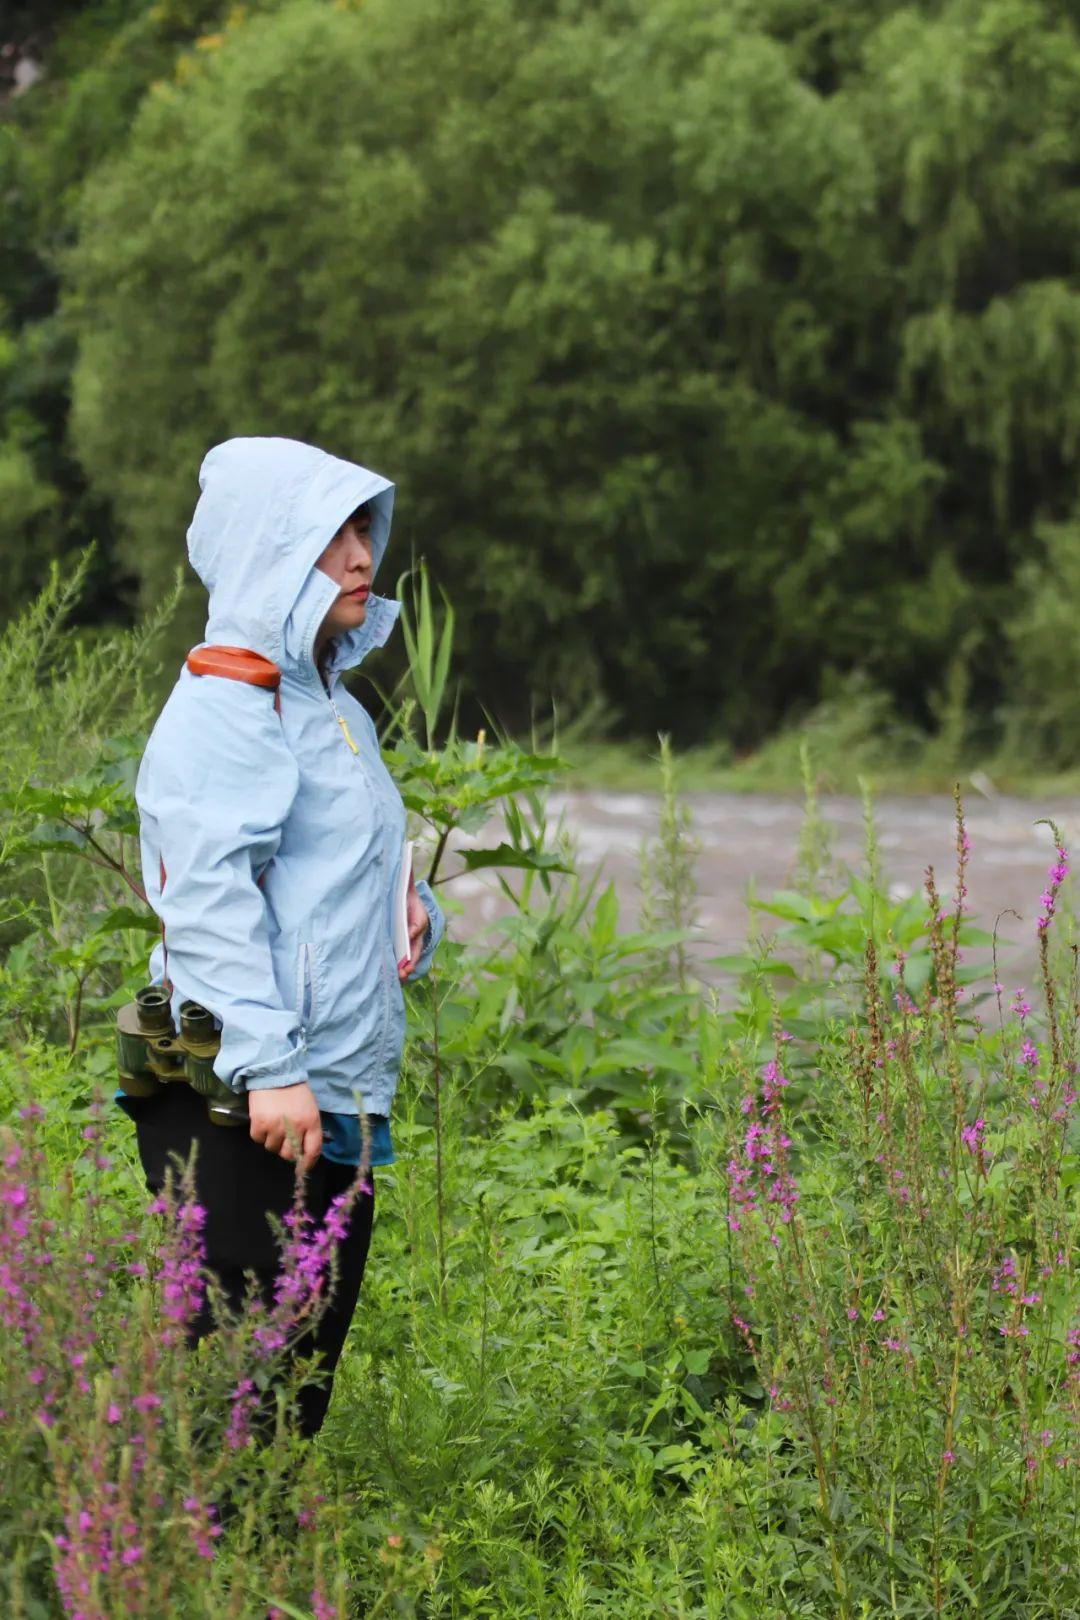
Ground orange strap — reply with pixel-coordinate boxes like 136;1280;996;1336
186;645;282;714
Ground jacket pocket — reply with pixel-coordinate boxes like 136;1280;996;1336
296;941;317;1032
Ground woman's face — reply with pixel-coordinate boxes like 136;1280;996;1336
314;506;373;643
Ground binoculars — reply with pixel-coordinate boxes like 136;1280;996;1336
116;987;249;1128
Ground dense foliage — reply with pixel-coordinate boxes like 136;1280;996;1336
4;0;1080;755
5;577;1080;1615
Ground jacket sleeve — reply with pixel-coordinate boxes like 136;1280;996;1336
409;877;446;981
136;675;307;1093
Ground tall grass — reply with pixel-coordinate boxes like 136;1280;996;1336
3;577;1080;1615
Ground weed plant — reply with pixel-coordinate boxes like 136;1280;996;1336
3;579;1080;1615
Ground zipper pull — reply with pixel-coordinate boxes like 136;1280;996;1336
336;713;359;754
327;690;360;754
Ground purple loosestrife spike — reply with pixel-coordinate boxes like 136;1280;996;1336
226;1376;258;1451
1036;838;1070;931
155;1196;208;1346
961;1118;987;1154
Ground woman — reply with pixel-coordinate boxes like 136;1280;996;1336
127;435;445;1437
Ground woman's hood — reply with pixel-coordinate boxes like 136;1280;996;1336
187;436;401;673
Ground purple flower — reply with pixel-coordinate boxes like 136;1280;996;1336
156;1197;207;1348
1037;841;1069;932
725;1061;799;1232
311;1587;337;1620
226;1375;258;1451
961;1118;986;1154
992;1255;1018;1295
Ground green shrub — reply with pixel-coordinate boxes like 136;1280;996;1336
7;574;1080;1614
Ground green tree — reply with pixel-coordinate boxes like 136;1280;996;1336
39;0;1080;746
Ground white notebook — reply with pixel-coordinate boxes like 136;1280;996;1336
393;840;414;970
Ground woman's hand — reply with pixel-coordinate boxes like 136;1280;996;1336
398;877;429;982
248;1081;323;1166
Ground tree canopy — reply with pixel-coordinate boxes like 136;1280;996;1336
6;0;1080;753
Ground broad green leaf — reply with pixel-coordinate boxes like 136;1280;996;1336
93;905;158;935
457;844;573;875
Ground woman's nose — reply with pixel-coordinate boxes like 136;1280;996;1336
348;532;372;570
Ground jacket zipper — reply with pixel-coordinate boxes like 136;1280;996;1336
326;687;359;754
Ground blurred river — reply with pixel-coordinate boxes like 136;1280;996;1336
439;791;1080;985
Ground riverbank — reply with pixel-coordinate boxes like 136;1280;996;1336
558;736;1080;798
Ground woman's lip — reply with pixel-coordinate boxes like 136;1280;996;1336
347;587;370;598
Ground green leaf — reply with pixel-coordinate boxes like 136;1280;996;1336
249;1598;313;1620
707;953;798;977
591;882;619;951
586;1037;699;1079
750;889;845;923
93;905;158;935
457;844;573;875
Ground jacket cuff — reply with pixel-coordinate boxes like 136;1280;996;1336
410;878;445;981
230;1037;309;1093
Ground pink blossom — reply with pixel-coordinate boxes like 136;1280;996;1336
1037;840;1069;932
992;1255;1018;1296
961;1118;986;1154
311;1587;337;1620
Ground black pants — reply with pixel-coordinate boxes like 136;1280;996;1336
130;1083;374;1438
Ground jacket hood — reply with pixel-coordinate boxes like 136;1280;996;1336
187;436;400;674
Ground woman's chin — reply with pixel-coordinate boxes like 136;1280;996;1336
329;601;367;635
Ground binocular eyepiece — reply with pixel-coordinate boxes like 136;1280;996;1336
116;989;248;1128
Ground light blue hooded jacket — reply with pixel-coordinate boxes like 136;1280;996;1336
135;436;445;1118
